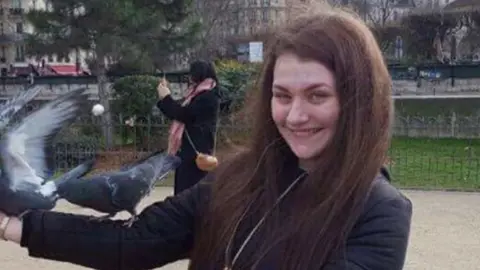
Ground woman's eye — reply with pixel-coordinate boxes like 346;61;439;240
273;93;290;100
310;92;327;102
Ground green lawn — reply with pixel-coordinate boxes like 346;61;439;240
159;137;480;191
388;137;480;190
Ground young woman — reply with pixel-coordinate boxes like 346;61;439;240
156;60;221;194
0;6;412;270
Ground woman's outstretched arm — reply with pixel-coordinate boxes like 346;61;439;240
1;179;211;270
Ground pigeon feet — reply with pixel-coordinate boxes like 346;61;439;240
18;210;31;220
123;216;138;228
88;213;115;222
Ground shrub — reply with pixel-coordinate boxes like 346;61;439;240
215;60;260;114
111;75;162;147
112;75;159;116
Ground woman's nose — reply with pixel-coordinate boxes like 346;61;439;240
286;99;309;125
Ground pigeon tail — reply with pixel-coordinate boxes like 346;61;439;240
147;152;181;170
144;152;181;186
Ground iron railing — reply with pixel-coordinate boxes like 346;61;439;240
35;112;480;191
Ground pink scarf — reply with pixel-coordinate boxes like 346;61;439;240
167;78;217;155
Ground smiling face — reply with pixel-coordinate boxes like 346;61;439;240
271;52;340;170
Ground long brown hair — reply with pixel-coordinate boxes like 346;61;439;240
189;5;393;270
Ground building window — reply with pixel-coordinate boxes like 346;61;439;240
15;45;25;61
16;22;23;33
12;0;21;9
262;0;270;6
57;52;71;63
249;10;255;21
262;10;269;22
45;0;53;11
47;54;53;62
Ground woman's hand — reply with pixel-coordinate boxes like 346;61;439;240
157;78;171;99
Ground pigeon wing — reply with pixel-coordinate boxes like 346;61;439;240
106;169;146;210
0;85;44;129
0;87;89;191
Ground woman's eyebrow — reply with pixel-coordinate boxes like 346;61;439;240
272;82;332;91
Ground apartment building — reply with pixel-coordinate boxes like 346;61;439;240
421;0;453;8
229;0;288;62
331;0;416;25
0;0;87;76
231;0;287;38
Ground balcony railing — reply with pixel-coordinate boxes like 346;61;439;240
0;33;25;44
9;8;23;16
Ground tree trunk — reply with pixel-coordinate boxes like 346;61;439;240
95;49;114;149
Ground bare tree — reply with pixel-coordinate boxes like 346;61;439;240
352;0;397;28
187;0;243;61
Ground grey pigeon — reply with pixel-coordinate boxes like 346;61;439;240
44;150;181;227
0;159;94;217
0;87;90;217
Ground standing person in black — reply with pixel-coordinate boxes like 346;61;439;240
156;61;220;194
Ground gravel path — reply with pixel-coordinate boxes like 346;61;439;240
0;188;478;270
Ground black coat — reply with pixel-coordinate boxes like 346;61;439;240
19;168;412;270
156;90;220;194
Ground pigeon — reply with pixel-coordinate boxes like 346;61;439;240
41;150;182;227
0;87;90;217
0;159;94;217
0;84;45;131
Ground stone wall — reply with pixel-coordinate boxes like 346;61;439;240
2;79;480;139
0;81;189;100
0;78;479;99
393;78;480;95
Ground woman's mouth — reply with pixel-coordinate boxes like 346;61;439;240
289;128;322;137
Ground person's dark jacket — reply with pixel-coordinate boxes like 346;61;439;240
156;89;220;161
19;168;412;270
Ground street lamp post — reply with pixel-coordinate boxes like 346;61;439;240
363;0;367;21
